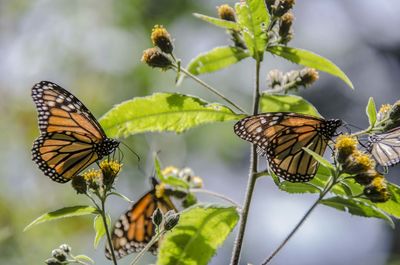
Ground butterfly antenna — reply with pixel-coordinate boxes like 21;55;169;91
120;142;140;163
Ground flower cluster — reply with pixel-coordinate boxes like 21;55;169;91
45;244;90;265
71;159;122;195
267;67;319;92
335;135;390;203
142;25;174;70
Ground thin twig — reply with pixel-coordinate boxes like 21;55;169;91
190;188;241;209
230;60;261;265
100;199;118;265
174;65;247;114
262;174;338;264
130;230;164;265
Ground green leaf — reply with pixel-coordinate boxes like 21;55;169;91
267;46;354;89
193;13;241;31
93;214;111;248
235;0;269;60
74;255;94;264
186;46;249;76
366;97;377;127
100;93;245;138
157;204;239;265
375;183;400;219
302;147;335;171
109;192;133;203
24;206;98;231
320;196;394;227
260;94;321;117
154;156;189;189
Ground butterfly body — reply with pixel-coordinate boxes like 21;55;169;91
31;81;119;183
234;112;341;182
106;178;176;260
368;127;400;167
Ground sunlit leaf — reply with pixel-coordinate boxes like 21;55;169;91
320;196;394;227
100;93;245;137
157;204;239;265
366;97;377;127
93;214;111;248
267;46;354;89
74;255;94;264
186;46;249;75
235;0;269;60
260;94;320;117
193;13;241;31
24;206;98;231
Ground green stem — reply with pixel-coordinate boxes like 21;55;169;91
230;60;261;265
175;65;247;114
190;188;241;209
100;198;118;265
351;117;391;137
130;230;164;265
262;174;338;265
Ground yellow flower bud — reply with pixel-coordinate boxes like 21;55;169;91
141;47;172;69
217;4;236;22
335;134;357;163
151;25;174;54
364;176;391;203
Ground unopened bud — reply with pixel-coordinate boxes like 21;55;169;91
164;211;180;230
267;69;284;88
59;244;71;254
272;0;296;17
279;12;294;44
152;208;163;227
45;258;62;265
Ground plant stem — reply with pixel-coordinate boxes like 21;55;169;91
230;60;261;265
130;230;164;265
100;198;118;265
261;176;337;265
190;188;241;209
174;65;247;114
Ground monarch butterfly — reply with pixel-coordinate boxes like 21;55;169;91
234;112;342;182
105;177;177;260
31;81;119;183
368;127;400;167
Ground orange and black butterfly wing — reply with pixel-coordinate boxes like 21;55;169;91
234;112;341;182
31;81;119;182
31;81;106;138
106;190;176;260
32;133;100;183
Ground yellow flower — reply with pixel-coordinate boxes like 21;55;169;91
82;169;101;181
343;150;375;174
335;134;357;163
162;166;179;177
155;183;166;199
364;175;391;203
151;25;174;54
100;160;122;187
217;4;236;22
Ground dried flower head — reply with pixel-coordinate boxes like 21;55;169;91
272;0;296;17
51;249;67;262
377;104;391;121
335;134;358;163
142;47;172;69
267;69;284;89
217;4;236;22
343;150;375;175
151;25;174;54
279;12;294;44
364;176;391;203
354;169;377;186
299;68;319;87
152;208;164;226
164;211;180;230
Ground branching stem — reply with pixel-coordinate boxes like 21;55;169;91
230;60;261;265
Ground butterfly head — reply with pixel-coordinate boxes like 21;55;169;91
96;138;120;158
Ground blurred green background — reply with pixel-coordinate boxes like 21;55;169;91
1;0;400;264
